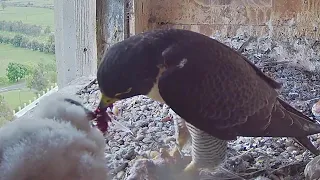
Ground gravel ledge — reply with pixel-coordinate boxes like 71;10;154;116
77;81;319;180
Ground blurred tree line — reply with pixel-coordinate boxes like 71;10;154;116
0;20;51;36
0;34;55;54
0;21;55;54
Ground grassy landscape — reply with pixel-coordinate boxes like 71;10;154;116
0;0;56;119
0;6;54;28
0;43;56;77
1;89;37;110
8;0;53;7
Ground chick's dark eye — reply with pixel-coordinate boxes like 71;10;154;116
64;98;82;107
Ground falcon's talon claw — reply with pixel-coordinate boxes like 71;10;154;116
183;160;198;173
170;144;184;160
172;161;200;180
159;148;172;159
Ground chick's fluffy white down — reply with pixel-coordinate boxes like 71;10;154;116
0;93;108;180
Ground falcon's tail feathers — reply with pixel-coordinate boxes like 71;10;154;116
277;98;320;135
294;137;320;156
277;98;320;155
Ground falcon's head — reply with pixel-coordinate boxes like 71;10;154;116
94;31;167;132
94;28;208;133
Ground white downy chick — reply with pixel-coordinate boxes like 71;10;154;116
312;100;320;120
0;92;108;180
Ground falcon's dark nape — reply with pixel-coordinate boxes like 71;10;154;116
95;28;320;155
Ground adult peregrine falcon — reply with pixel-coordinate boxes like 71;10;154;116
94;28;320;176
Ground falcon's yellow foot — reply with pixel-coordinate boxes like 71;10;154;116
170;118;191;158
184;160;198;173
134;150;161;162
136;148;180;162
155;148;172;160
150;150;161;160
151;148;178;163
170;146;183;159
173;160;200;180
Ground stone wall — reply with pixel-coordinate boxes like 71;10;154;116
134;0;320;40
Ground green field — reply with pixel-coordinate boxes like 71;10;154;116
0;30;50;43
0;6;54;28
1;89;37;110
7;0;53;7
0;43;56;77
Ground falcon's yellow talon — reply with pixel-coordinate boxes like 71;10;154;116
149;150;160;159
183;160;198;173
173;161;200;180
171;118;191;159
177;133;189;147
170;146;181;158
159;148;170;156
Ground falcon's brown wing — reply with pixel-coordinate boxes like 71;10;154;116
158;37;320;141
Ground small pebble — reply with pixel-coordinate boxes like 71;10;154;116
135;135;144;141
116;171;125;179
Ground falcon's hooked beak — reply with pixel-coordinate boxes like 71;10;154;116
95;94;119;114
92;94;119;133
